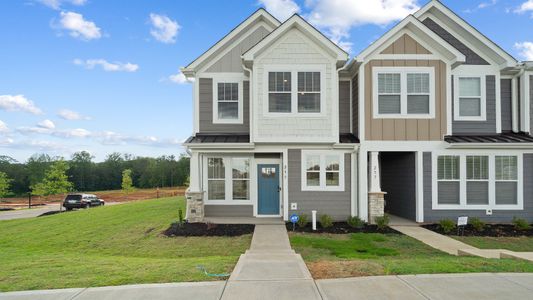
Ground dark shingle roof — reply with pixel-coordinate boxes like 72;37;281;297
185;133;360;144
445;132;533;143
339;133;359;144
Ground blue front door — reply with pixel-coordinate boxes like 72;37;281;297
257;164;280;215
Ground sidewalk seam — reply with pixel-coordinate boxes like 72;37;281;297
69;287;88;300
218;280;229;300
396;276;431;300
494;273;533;292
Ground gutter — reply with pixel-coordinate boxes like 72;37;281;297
447;143;533;149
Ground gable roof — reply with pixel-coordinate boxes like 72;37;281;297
355;14;465;63
242;14;349;64
414;0;517;66
182;9;280;75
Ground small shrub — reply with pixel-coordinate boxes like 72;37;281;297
469;217;486;232
512;217;531;231
439;219;456;234
319;214;333;228
347;216;365;229
297;214;309;228
178;208;185;227
375;214;390;230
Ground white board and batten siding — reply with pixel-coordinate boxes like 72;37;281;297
253;29;338;143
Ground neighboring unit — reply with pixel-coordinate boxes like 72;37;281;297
182;0;533;223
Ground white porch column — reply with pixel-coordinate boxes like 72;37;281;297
189;152;201;192
368;151;382;192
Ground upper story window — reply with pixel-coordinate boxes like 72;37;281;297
454;76;486;121
213;76;243;124
301;151;344;191
266;68;324;115
373;67;435;119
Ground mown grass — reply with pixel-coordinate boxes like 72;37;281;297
290;233;533;279
454;236;533;252
0;197;251;292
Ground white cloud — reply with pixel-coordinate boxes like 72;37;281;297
515;0;533;15
58;109;91;120
0;95;43;115
38;119;56;130
149;13;180;44
515;42;533;61
59;11;101;40
167;70;194;84
38;0;87;10
74;59;139;72
53;128;92;138
259;0;301;21
307;0;420;53
0;120;8;133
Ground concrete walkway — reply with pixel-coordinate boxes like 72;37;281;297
391;225;533;262
3;273;533;299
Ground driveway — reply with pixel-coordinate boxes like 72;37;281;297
0;202;122;221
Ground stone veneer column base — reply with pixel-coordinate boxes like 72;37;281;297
368;192;386;224
185;189;204;223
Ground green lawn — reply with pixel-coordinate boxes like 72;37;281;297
290;233;533;279
454;236;533;252
0;197;251;292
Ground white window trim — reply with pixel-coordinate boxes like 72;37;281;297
212;74;244;124
301;150;345;192
372;67;435;119
204;155;252;204
432;153;523;210
263;65;326;117
454;75;487;121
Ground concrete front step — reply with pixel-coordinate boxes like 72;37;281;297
245;249;296;255
458;248;506;259
229;253;312;281
500;251;533;262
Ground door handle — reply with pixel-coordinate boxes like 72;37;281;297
278;186;282;192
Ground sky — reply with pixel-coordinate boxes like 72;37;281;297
1;0;533;162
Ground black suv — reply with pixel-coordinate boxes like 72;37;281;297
63;194;105;211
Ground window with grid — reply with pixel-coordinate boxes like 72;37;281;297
302;152;344;191
466;156;489;205
407;73;430;114
458;77;482;117
268;72;291;113
305;154;320;187
297;72;320;113
232;158;250;200
217;82;239;120
325;155;340;186
437;156;460;205
207;158;225;200
377;73;401;114
495;156;518;205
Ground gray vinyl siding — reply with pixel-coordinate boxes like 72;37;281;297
205;26;270;73
198;78;249;133
339;81;351;133
204;205;253;217
287;149;351;221
352;74;359;136
452;75;497;135
380;152;416;221
423;152;533;223
530;75;533;134
500;79;512;132
422;18;489;65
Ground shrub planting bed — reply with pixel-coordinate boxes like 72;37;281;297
423;224;533;237
164;222;255;237
286;222;398;234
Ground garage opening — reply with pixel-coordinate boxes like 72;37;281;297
380;152;417;221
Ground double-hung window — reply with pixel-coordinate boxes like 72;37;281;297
206;157;251;202
374;67;434;118
454;76;486;121
495;156;518;205
267;68;323;114
466;156;489;205
213;77;243;124
302;151;344;191
437;156;460;205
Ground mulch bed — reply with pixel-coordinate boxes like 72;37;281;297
423;224;533;237
0;208;15;211
163;222;255;237
286;222;399;234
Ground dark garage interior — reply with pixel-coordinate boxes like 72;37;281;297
380;152;417;221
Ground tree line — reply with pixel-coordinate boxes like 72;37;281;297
0;152;190;197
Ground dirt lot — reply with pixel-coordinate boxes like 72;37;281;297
1;187;187;208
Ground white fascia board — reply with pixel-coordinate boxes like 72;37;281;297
183;9;280;72
242;15;348;62
355;15;465;64
184;143;255;150
414;1;517;66
446;143;533;150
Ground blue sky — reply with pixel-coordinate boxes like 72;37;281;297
1;0;533;162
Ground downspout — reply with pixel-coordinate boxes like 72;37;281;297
243;63;253;142
512;65;525;133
